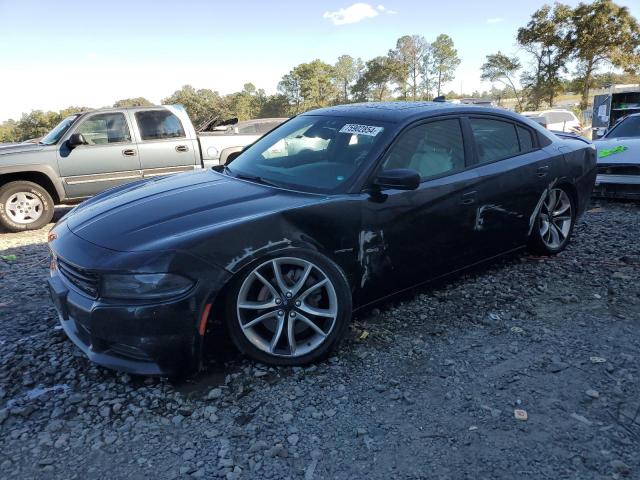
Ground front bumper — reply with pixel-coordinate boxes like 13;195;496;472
593;174;640;199
48;272;200;376
47;223;230;376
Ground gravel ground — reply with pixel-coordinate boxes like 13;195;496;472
0;202;639;480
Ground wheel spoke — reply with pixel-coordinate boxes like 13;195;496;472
298;300;335;318
297;313;327;337
272;259;289;293
239;299;277;310
290;263;313;296
253;271;279;299
549;223;561;246
287;316;296;355
269;315;285;353
242;310;277;329
539;218;549;238
298;278;328;301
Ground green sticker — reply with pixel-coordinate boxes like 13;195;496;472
598;145;628;158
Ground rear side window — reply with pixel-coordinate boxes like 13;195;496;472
516;125;534;152
383;119;465;179
470;118;520;163
135;110;185;140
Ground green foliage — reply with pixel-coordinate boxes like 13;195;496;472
481;52;523;111
389;35;428;100
352;56;400;102
113;97;154;108
517;3;574;109
333;55;362;103
570;0;640;109
162;85;231;129
430;34;461;97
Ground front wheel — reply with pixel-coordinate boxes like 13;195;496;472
0;181;55;232
528;186;575;255
224;250;352;366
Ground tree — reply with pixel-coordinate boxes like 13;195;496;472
113;97;154;108
352;56;399;101
570;0;640;109
481;52;524;111
389;35;428;100
294;60;337;110
419;43;435;100
333;55;361;103
162;85;229;129
0;119;17;143
430;34;461;97
277;73;303;114
517;3;573;108
257;94;291;118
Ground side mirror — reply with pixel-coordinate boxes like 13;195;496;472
374;168;420;191
67;133;87;149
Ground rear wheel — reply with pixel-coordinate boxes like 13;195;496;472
0;181;55;232
529;186;575;255
224;250;352;366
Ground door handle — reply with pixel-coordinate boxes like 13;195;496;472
122;149;137;157
537;165;550;177
175;145;189;153
460;191;477;205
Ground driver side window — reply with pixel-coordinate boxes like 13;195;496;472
75;113;131;146
382;119;465;179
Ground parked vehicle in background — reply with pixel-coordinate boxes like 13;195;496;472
592;89;640;139
522;109;583;134
593;113;640;199
47;101;597;375
0;105;286;231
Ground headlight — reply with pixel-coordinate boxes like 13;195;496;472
101;273;194;299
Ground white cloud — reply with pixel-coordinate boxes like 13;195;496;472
323;3;396;26
487;17;503;24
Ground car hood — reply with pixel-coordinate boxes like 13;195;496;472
66;169;322;252
595;138;640;165
0;142;45;157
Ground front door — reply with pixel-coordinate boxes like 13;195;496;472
357;117;479;305
132;109;199;178
57;112;141;198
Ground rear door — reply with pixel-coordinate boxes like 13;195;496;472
57;111;141;198
463;115;550;259
133;109;199;178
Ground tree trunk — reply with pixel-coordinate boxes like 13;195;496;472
581;60;594;111
437;70;442;97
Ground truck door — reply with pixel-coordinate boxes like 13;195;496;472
131;109;199;178
57;112;142;199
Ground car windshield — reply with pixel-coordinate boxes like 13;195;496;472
40;115;80;145
606;116;640;138
226;115;390;193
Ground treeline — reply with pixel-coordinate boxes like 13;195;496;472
1;0;638;143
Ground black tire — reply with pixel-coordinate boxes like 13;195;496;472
0;181;55;232
223;249;352;366
528;185;576;255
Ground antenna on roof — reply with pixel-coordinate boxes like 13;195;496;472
433;95;446;103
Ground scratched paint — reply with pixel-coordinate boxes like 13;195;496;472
225;238;292;271
474;204;524;231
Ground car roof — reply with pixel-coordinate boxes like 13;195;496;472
302;101;525;124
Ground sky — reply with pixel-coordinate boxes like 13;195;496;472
1;0;639;122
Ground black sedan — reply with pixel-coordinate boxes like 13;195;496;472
47;102;597;376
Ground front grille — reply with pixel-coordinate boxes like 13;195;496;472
597;165;640;176
57;258;99;298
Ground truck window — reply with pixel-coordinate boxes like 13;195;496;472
75;113;131;145
135;110;185;140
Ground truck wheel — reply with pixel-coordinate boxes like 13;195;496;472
0;181;55;232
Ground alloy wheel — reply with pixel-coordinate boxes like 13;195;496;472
6;192;44;224
538;188;572;250
236;257;338;358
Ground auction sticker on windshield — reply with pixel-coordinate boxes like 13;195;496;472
339;124;384;136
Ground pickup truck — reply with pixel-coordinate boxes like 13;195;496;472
0;105;286;231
